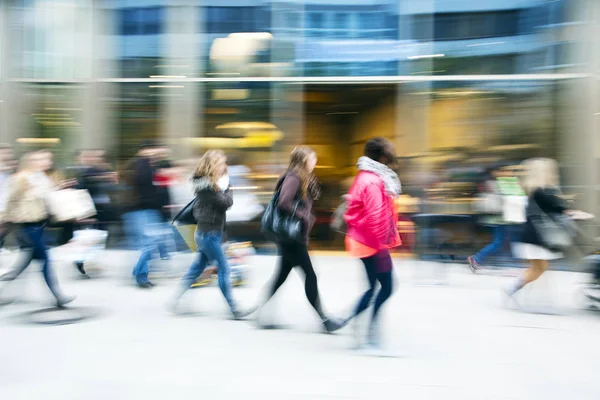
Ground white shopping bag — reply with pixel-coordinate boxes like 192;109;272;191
53;229;108;263
46;189;97;222
503;195;527;224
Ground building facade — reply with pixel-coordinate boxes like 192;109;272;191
0;0;598;242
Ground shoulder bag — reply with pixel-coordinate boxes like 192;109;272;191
530;198;577;251
261;182;304;243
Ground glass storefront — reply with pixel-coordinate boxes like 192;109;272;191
0;0;598;250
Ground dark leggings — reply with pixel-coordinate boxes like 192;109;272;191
353;251;393;323
267;241;325;320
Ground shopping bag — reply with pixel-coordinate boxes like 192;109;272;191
175;224;197;252
46;189;97;222
503;195;527;224
172;198;196;226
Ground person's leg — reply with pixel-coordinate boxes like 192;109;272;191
508;259;549;295
175;251;209;299
207;234;238;313
372;271;393;322
265;243;295;301
292;242;327;320
131;210;155;286
0;222;11;249
473;225;506;265
351;255;378;318
0;226;35;281
23;224;72;305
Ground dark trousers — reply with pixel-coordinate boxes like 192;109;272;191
2;223;62;300
267;241;325;319
353;251;394;323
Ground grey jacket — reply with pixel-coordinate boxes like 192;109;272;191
191;177;233;233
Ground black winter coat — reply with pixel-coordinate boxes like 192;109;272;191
521;187;568;248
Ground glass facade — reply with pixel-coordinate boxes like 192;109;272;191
0;0;598;249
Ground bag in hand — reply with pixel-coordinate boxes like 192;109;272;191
474;193;503;215
330;195;348;234
46;189;97;223
261;186;304;243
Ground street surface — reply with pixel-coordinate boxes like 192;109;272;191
1;251;599;399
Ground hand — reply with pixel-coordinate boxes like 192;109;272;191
58;179;76;189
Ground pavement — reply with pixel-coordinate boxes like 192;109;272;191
1;250;600;400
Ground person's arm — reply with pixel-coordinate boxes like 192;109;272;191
361;182;391;245
213;187;234;211
5;174;26;214
534;188;568;214
278;174;312;223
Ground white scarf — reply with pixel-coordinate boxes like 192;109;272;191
357;156;402;196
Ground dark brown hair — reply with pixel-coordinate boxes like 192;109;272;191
364;137;396;166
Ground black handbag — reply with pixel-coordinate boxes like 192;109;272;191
261;184;304;243
530;199;577;251
172;198;197;226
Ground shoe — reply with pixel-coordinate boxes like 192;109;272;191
166;298;180;315
232;306;258;321
56;295;76;308
74;261;87;275
137;281;154;289
323;317;346;334
467;256;481;274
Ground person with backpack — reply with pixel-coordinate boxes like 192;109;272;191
343;138;402;351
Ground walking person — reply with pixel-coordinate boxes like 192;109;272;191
257;146;344;333
343;138;402;351
469;166;527;273
122;142;164;288
171;150;252;319
0;151;75;307
0;144;17;252
506;158;588;302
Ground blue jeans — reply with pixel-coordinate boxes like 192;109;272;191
178;230;236;311
10;224;62;300
474;225;508;265
123;210;164;285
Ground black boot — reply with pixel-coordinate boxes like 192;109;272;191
322;317;347;334
74;261;88;276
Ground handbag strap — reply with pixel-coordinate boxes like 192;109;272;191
171;198;195;225
272;173;303;217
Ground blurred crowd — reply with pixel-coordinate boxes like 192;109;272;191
1;137;600;353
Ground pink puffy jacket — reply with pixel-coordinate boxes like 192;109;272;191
344;171;401;251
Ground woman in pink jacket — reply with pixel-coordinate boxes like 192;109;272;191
344;137;402;350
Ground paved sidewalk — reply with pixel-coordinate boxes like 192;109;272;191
1;251;599;400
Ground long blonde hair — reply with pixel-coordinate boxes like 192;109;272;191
288;146;315;199
193;149;226;190
521;158;560;195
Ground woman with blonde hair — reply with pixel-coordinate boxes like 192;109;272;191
171;150;251;319
257;146;344;333
0;151;74;307
507;158;583;300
